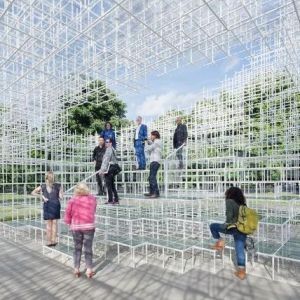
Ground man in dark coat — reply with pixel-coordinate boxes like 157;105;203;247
173;116;188;169
92;136;106;195
134;116;148;170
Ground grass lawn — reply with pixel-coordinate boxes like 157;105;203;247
0;205;41;222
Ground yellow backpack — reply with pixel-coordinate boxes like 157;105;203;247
236;205;259;234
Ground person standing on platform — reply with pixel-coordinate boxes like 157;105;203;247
31;171;63;247
64;182;97;278
100;122;116;149
98;138;120;205
134;116;147;170
173;116;188;169
144;130;162;198
92;136;106;196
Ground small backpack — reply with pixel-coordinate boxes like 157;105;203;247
236;205;258;234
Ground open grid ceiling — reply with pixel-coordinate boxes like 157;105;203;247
0;0;299;120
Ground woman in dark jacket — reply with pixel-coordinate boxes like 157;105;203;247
100;122;116;149
209;187;247;280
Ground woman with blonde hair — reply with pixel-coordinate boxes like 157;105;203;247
31;171;63;247
64;182;97;278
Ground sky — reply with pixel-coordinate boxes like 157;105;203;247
123;55;245;121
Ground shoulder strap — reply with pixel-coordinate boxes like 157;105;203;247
110;148;117;161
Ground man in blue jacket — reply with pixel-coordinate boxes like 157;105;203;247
134;116;147;170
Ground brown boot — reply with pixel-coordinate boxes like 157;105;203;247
234;268;246;280
212;239;225;251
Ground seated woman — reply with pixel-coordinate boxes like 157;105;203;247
209;186;247;280
64;182;97;278
31;171;63;247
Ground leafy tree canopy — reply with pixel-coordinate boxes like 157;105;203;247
66;80;130;134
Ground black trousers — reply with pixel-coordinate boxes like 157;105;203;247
95;166;105;195
176;147;184;169
149;161;160;196
104;173;119;202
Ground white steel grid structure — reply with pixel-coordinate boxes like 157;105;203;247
0;0;300;283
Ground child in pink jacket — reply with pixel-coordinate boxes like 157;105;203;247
64;182;97;278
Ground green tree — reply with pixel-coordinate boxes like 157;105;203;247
66;80;129;134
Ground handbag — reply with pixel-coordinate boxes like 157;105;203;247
108;163;122;176
106;148;121;176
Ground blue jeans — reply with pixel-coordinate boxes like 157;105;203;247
134;140;146;169
210;223;247;267
149;161;160;195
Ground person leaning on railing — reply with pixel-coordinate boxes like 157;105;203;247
64;182;97;278
144;130;162;199
31;171;63;247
